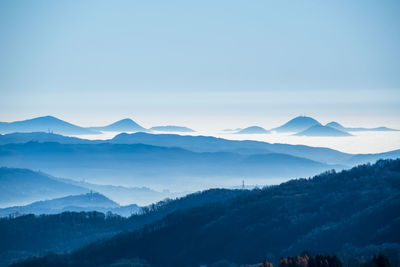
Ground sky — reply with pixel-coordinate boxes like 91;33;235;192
1;0;400;130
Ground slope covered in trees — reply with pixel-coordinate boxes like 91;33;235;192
0;189;246;266
11;159;400;267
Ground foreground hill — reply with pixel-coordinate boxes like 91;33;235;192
0;116;99;135
0;189;246;266
0;168;89;207
13;159;400;267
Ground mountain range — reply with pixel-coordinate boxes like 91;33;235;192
110;132;352;164
1;131;399;166
0;131;374;207
239;116;398;136
0;116;99;135
1;115;397;137
294;124;352;137
0;142;333;189
326;121;399;132
270;116;354;137
0;132;94;145
0;116;148;135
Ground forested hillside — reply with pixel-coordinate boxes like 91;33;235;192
11;159;400;267
0;189;246;266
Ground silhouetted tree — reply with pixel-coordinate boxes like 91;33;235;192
363;253;391;267
280;253;341;267
260;259;274;267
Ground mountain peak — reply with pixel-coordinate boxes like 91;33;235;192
235;126;270;134
37;115;58;120
0;116;99;135
290;116;319;123
325;121;345;130
96;118;146;132
109;118;138;126
26;116;63;123
294;124;352;137
272;116;321;133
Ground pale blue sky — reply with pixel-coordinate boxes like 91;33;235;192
1;0;399;129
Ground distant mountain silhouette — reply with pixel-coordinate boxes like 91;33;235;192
0;192;140;217
0;131;352;164
325;121;346;130
271;116;321;133
150;126;195;132
0;142;334;187
347;149;400;166
294;125;352;137
0;132;95;145
0;168;89;207
326;121;399;132
0;116;99;135
111;132;351;165
367;126;400;131
235;126;270;134
2;132;399;167
91;118;146;132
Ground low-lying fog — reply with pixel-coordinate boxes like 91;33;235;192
64;129;400;205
